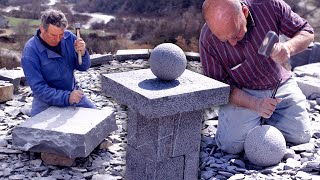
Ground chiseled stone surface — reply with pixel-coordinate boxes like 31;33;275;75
101;68;230;118
12;106;117;158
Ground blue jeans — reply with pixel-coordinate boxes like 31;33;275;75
216;77;312;154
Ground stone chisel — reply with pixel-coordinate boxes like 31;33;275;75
75;23;82;65
260;79;282;125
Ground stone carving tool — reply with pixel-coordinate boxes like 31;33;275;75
75;23;82;65
258;31;279;57
260;79;282;125
258;31;291;70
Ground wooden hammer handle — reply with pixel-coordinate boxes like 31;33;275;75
76;29;82;65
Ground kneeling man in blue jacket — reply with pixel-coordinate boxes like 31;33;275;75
22;8;96;116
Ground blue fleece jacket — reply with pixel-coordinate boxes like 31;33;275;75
21;29;95;116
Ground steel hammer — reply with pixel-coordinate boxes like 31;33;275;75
75;23;82;65
258;31;279;57
258;31;291;70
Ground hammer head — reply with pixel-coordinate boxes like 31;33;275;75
75;22;81;29
258;31;279;57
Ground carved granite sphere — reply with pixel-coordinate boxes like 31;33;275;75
244;125;286;167
149;43;187;81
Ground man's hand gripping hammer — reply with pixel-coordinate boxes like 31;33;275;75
75;23;82;65
258;31;291;70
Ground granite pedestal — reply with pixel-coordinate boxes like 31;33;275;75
101;69;229;179
12;107;117;158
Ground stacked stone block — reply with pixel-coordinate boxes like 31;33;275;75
101;69;229;179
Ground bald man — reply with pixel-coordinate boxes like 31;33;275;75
200;0;314;154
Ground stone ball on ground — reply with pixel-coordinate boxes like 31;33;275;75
149;43;187;81
244;125;286;167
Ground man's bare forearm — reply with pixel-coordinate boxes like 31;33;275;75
284;31;314;56
229;88;258;111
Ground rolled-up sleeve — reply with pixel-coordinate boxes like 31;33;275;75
272;0;314;37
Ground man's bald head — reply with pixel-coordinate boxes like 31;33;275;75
202;0;242;22
202;0;248;45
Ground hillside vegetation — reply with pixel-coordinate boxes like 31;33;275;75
0;0;319;54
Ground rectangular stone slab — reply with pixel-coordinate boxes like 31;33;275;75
12;106;117;158
115;49;150;61
101;69;230;118
90;53;113;67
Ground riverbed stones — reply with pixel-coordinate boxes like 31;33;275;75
244;125;286;167
149;43;187;81
11;106;117;158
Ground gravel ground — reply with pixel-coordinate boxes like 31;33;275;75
0;59;319;180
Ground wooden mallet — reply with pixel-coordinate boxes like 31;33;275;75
75;23;82;65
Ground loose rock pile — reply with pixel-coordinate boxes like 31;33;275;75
0;59;319;180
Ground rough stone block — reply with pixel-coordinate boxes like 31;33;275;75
172;110;203;157
155;155;184;180
0;68;25;91
12;106;117;158
127;109;202;161
309;42;320;64
126;145;147;180
184;151;200;180
101;69;230;118
127;108;174;161
290;42;320;69
294;63;320;98
115;49;150;61
90;53;113;67
0;81;13;102
41;152;75;166
126;145;184;180
290;49;312;69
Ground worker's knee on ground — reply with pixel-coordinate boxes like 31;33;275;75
287;129;312;145
215;136;244;154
